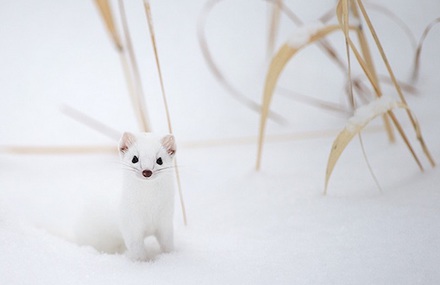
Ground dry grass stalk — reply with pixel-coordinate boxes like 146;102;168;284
94;0;123;51
118;0;151;132
355;0;435;167
256;24;345;170
267;0;374;111
276;86;351;115
335;0;426;172
92;0;185;222
366;3;417;50
358;132;383;193
323;0;435;193
182;126;383;149
412;17;440;82
266;0;302;25
62;105;121;140
143;1;172;134
118;51;145;130
266;0;358;110
199;0;374;126
341;0;354;107
324;99;408;194
143;0;187;226
198;0;285;124
266;1;354;93
351;74;418;96
267;0;283;58
93;0;151;132
1;145;116;155
256;0;434;192
349;1;395;142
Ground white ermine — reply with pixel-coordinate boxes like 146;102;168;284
118;132;176;261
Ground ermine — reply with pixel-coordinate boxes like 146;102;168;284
118;132;176;261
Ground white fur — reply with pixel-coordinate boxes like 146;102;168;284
75;201;125;254
119;132;176;261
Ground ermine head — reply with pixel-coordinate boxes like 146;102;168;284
118;132;176;180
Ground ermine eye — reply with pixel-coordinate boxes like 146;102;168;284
132;156;139;164
156;157;163;165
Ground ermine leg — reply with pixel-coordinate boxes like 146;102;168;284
156;225;174;253
125;236;147;261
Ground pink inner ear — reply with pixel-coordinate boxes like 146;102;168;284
161;135;176;156
119;132;136;153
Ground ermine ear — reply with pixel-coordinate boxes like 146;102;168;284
161;134;176;157
119;132;136;153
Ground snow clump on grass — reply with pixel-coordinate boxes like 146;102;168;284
346;96;399;133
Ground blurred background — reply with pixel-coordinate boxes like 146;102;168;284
2;0;437;147
1;0;440;283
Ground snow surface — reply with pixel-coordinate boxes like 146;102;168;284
1;0;440;284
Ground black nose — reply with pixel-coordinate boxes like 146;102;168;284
142;170;153;178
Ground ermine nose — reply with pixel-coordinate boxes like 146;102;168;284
142;169;153;178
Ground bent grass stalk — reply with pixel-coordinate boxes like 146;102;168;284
276;86;351;115
355;0;435;167
198;0;286;124
412;17;440;82
366;2;417;51
325;99;407;194
268;0;371;105
9;1;433;199
256;24;345;170
336;0;423;170
256;0;435;192
323;0;434;193
201;0;376;124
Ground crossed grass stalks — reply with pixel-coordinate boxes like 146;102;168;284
2;0;439;223
199;0;437;193
2;0;188;224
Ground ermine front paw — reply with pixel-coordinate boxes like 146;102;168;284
126;242;148;261
156;230;174;253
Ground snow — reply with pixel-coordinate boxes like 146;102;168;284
346;96;399;132
1;0;440;284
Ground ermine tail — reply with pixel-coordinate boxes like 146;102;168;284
74;202;125;254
